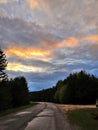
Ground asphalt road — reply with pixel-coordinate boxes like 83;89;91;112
0;103;74;130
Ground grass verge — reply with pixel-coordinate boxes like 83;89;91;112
67;108;98;130
0;102;38;117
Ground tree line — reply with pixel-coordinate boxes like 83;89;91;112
29;87;57;102
0;49;29;111
30;71;98;104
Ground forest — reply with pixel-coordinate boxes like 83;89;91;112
30;71;98;104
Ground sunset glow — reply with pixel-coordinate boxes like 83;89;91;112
0;0;98;91
84;35;98;41
7;62;45;73
28;0;39;8
62;37;78;47
5;46;51;59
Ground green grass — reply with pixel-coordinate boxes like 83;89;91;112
67;108;98;130
0;102;38;117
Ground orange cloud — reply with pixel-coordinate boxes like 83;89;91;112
5;46;51;59
5;34;98;73
28;0;50;14
60;35;98;47
62;37;79;47
5;34;98;62
28;0;39;8
42;35;98;49
0;0;8;3
84;35;98;41
42;37;79;49
7;62;45;73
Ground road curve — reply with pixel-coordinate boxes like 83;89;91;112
0;102;75;130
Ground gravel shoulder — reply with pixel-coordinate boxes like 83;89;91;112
57;104;96;112
57;104;96;130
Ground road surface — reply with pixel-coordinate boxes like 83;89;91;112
0;102;75;130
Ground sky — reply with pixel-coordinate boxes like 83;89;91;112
0;0;98;91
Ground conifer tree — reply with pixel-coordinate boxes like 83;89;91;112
0;49;8;81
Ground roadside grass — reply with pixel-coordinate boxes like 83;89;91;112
67;108;98;130
0;102;38;117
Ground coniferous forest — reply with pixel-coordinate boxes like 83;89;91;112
30;71;98;105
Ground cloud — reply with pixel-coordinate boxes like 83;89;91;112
2;19;98;78
84;35;98;41
0;0;8;3
42;35;98;50
28;0;39;8
61;37;79;48
7;62;45;73
28;0;50;13
5;45;51;60
0;0;98;91
42;37;78;49
0;0;98;37
24;71;68;91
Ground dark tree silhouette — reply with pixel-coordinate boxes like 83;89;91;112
0;81;12;111
0;49;8;81
29;87;57;102
54;70;98;104
12;76;29;107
